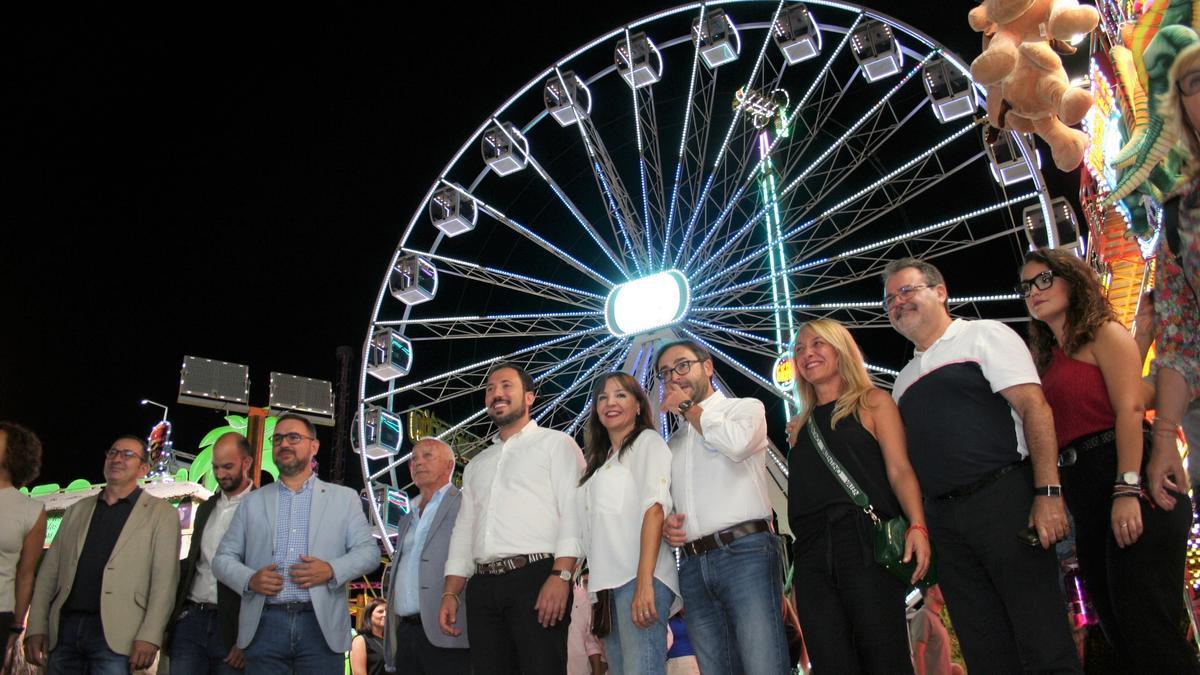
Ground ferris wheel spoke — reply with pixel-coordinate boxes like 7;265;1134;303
364;329;608;405
400;248;605;309
661;4;715;270
670;0;788;269
378;311;603;340
437;184;614;288
513;132;631;278
695;190;1036;297
628;76;668;270
685;318;778;359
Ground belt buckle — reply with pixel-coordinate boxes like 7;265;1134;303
1059;447;1077;467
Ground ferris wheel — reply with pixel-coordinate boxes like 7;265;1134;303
355;1;1061;547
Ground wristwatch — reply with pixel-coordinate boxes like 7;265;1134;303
1033;485;1062;497
1116;471;1141;487
552;569;572;582
677;399;695;416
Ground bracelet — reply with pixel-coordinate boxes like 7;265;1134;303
9;624;23;635
906;524;930;539
441;591;460;604
1111;485;1143;500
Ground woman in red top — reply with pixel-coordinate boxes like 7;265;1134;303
1018;248;1197;672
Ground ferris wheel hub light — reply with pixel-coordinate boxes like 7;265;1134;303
605;270;689;337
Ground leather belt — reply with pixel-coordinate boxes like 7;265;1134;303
265;601;313;613
475;553;553;576
1059;429;1118;467
398;613;421;626
936;459;1027;501
680;519;770;558
184;601;218;612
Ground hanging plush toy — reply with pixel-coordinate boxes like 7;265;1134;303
968;0;1101;171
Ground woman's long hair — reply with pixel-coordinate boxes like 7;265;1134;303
358;597;387;635
580;372;655;485
1022;248;1116;372
792;319;876;430
1161;43;1200;182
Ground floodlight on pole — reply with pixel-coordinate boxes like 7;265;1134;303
141;399;169;423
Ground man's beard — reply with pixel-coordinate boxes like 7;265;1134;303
276;451;308;477
488;399;527;427
219;473;245;494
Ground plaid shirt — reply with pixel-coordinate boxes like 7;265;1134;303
271;474;315;603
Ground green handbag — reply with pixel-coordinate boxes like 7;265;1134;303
805;418;936;589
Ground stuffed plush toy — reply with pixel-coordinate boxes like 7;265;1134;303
968;0;1100;171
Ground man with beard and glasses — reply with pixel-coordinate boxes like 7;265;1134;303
655;340;790;675
26;435;181;674
882;257;1078;673
214;413;378;674
168;432;255;674
439;363;585;675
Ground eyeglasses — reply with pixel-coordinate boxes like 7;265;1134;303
655;359;705;381
882;284;930;310
271;432;315;446
1015;270;1056;297
105;448;146;462
1178;71;1200;97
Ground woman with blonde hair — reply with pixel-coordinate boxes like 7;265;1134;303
786;318;929;674
1143;33;1200;513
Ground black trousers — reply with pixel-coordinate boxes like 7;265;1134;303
465;557;569;675
393;619;470;675
1061;429;1200;673
924;463;1081;674
792;505;914;674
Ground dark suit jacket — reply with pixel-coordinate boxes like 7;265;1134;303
167;491;243;651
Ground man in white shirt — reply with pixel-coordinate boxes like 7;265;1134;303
383;437;469;674
657;340;790;675
439;363;585;675
168;432;254;674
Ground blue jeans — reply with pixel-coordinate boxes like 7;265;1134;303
169;606;241;674
242;605;342;674
602;578;674;675
47;612;130;675
677;530;790;675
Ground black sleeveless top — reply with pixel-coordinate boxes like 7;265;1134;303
788;401;902;529
361;632;386;675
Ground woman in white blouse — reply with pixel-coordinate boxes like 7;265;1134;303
579;372;679;675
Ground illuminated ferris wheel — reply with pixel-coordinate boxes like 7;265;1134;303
355;1;1063;546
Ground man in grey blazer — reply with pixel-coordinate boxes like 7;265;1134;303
384;438;469;674
213;413;379;673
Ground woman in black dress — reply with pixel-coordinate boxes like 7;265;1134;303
350;598;388;675
786;318;930;674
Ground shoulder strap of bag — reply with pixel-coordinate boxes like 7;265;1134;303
806;418;881;525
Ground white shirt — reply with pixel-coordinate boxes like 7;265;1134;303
668;389;772;542
445;420;586;578
189;487;249;604
579;429;679;602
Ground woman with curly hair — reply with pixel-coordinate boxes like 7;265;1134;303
0;421;47;671
1018;248;1198;672
577;372;678;675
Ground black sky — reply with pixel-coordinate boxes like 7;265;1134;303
5;2;1042;487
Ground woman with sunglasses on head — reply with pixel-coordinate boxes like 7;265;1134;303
785;319;929;674
577;372;679;675
1144;43;1200;515
1017;248;1198;672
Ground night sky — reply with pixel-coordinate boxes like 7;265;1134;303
5;2;1056;489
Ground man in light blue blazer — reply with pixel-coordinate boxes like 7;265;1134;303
383;438;469;674
213;413;379;673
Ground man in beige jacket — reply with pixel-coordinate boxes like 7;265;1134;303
26;434;181;674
